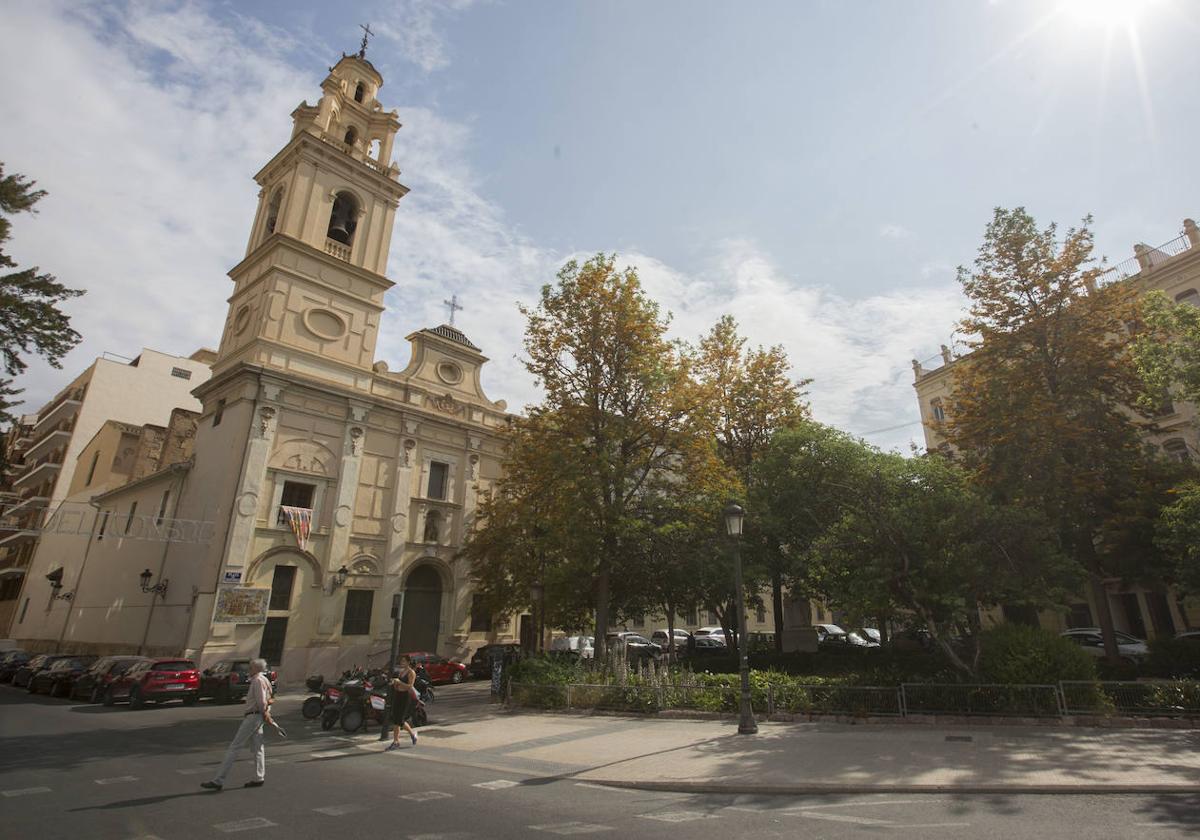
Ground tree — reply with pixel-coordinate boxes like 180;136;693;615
0;164;84;426
1155;481;1200;598
944;207;1157;661
694;315;810;651
1133;290;1200;415
513;254;715;658
810;452;1077;678
750;420;875;640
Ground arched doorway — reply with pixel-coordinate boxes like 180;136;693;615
399;565;442;652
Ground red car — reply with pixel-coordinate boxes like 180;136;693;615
105;658;200;708
404;651;467;684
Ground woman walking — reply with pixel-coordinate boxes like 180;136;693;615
386;654;418;750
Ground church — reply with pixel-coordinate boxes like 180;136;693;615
23;49;517;680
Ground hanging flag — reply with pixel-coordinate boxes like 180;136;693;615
281;506;313;551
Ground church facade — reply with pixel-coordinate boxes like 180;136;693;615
13;53;518;679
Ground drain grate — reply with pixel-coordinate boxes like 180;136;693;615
945;735;973;743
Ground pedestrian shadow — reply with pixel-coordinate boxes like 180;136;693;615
67;791;211;812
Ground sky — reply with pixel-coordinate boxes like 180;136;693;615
2;0;1198;452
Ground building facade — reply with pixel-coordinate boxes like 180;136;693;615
912;219;1200;637
9;53;522;680
0;348;213;636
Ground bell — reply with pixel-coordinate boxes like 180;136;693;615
327;218;351;244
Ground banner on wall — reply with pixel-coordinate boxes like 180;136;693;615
214;587;270;624
281;506;313;551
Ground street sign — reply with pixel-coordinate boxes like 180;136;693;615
222;569;243;585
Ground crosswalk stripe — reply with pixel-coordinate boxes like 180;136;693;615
2;787;50;797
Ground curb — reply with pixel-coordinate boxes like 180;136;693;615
584;779;1200;796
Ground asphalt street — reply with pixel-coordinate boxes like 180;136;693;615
1;680;1198;839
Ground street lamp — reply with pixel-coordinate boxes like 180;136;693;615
138;568;168;597
723;501;757;735
333;565;350;588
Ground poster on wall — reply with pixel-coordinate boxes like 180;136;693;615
214;587;270;624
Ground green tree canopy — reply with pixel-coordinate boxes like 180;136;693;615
944;207;1160;660
0;164;84;425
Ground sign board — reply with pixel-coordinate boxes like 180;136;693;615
213;587;270;624
221;569;243;585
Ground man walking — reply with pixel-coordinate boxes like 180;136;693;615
202;657;274;791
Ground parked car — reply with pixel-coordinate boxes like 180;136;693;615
199;659;278;704
468;643;522;679
814;623;850;649
856;628;882;644
105;658;200;707
1061;628;1150;662
651;629;692;651
12;654;73;689
845;631;879;649
1176;630;1200;643
607;632;662;660
28;655;97;696
687;636;728;656
403;651;468;684
0;650;30;683
550;635;594;659
693;626;729;642
71;656;148;703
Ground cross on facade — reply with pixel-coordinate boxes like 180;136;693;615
358;23;374;59
443;294;464;326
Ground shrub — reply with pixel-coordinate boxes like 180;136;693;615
1144;637;1200;680
977;623;1097;685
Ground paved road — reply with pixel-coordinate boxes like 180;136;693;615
1;681;1198;839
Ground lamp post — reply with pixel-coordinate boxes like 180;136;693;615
724;501;757;735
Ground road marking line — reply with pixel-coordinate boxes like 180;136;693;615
474;779;521;790
890;823;971;829
314;804;369;816
529;822;614;835
401;790;454;801
2;787;51;797
95;776;139;785
637;811;717;823
574;783;625;792
214;817;277;832
798;813;892;825
175;768;209;775
788;800;951;811
310;750;350;758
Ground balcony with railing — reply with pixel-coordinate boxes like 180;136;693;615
1105;221;1199;282
33;387;85;432
12;453;62;490
324;238;351;262
316;131;397;179
24;425;72;462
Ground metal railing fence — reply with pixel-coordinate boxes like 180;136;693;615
508;680;1200;720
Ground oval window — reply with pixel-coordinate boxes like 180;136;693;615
302;308;347;341
233;306;251;335
436;361;463;385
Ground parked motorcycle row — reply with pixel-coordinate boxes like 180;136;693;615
301;666;434;733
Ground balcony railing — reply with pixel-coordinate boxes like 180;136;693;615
1105;231;1195;282
324;238;351;262
33;389;84;432
13;458;61;489
24;428;71;462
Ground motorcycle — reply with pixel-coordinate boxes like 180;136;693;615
339;671;390;733
301;674;329;720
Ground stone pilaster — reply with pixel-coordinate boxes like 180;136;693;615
316;405;368;635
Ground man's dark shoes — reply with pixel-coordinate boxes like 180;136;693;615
244;780;265;788
200;781;222;792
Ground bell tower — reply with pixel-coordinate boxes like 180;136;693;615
213;51;409;386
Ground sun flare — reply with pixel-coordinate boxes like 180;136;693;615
1058;0;1161;28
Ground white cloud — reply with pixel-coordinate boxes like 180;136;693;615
373;0;480;73
879;222;913;239
0;1;960;454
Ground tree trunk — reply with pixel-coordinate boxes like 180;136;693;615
876;616;889;646
1079;533;1121;663
666;607;676;663
594;565;610;661
772;571;785;654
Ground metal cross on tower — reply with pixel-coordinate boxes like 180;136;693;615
443;294;464;326
358;23;374;59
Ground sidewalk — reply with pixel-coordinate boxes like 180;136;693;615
388;708;1200;794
